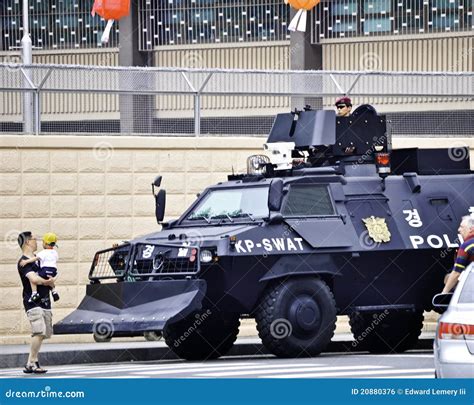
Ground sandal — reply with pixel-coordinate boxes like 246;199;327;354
23;362;47;374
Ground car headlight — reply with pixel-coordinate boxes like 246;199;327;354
200;250;213;263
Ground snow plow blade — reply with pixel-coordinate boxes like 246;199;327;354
53;279;206;335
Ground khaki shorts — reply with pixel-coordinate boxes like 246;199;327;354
26;307;53;339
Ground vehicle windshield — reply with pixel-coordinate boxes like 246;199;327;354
186;186;269;221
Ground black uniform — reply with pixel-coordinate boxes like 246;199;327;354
17;256;51;312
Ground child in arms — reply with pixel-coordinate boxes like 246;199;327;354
20;232;60;303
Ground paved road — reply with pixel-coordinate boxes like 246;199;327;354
0;351;435;379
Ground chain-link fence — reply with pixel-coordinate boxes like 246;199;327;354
0;63;473;136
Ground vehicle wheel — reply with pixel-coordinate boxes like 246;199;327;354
144;331;162;342
349;310;424;354
93;333;112;343
163;310;240;360
255;277;337;358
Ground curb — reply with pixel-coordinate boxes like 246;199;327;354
0;338;433;369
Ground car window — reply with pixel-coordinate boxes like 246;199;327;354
281;184;335;217
458;268;474;304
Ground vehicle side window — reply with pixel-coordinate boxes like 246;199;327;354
458;267;474;304
281;185;335;217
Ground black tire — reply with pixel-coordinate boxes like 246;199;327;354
349;310;424;353
255;277;337;358
163;310;240;360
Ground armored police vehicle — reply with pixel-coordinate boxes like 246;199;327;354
54;106;474;359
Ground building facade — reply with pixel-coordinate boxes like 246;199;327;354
0;0;472;134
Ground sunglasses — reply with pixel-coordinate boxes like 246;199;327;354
336;104;348;109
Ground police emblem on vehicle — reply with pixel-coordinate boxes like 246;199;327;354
362;216;391;243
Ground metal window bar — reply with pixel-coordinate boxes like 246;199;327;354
89;243;131;281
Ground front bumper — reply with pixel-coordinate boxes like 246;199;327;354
436;362;474;378
434;339;474;378
53;279;206;335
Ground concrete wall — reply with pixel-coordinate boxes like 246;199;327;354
0;135;261;344
0;135;473;343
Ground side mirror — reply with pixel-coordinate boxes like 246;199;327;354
432;293;453;313
268;213;284;225
268;179;284;212
151;175;162;195
153;176;162;187
155;189;166;224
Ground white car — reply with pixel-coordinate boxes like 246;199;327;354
433;263;474;378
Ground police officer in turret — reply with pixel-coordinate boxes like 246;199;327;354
335;96;352;117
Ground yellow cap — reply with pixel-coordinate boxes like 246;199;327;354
43;232;58;245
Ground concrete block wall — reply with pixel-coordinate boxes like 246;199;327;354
0;135;472;344
0;136;263;344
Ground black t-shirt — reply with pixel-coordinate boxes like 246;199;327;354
18;255;51;312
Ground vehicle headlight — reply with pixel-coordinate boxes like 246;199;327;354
200;250;213;263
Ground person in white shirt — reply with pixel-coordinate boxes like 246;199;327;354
20;232;60;303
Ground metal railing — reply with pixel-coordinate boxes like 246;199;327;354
0;63;473;136
89;244;131;281
129;243;201;278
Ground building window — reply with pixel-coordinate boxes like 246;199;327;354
364;17;392;33
313;0;473;42
1;0;118;51
138;0;291;49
